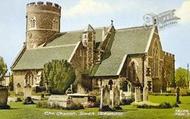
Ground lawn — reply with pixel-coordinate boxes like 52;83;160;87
0;96;189;119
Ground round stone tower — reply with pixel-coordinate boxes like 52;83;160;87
26;2;61;49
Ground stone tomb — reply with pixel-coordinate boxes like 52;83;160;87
48;95;71;108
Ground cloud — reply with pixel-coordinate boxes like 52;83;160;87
64;0;124;18
176;0;190;23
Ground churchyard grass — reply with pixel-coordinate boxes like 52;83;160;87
0;96;189;119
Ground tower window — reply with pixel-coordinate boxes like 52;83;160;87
52;18;58;30
30;17;36;29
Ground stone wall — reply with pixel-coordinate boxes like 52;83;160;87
13;70;40;94
163;51;175;88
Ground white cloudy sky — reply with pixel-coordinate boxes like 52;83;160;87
0;0;189;70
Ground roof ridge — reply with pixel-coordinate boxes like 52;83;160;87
28;44;77;50
60;26;109;33
117;25;154;31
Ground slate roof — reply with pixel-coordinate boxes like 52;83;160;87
13;45;76;70
46;28;103;46
93;26;154;76
13;28;104;70
13;26;154;74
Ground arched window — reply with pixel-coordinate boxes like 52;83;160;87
25;71;34;86
30;17;36;28
52;18;58;30
128;61;137;81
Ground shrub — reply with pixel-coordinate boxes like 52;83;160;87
94;96;100;107
41;60;76;95
37;101;84;110
66;102;84;110
135;102;175;109
159;102;172;108
36;101;49;108
15;97;22;102
113;106;122;110
187;90;190;96
99;105;114;112
172;102;179;107
121;98;134;105
150;93;175;96
136;103;158;109
23;97;34;105
83;101;96;108
0;105;10;109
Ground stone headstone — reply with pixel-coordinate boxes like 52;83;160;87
135;87;142;102
24;85;32;99
103;85;110;106
16;83;22;95
0;86;9;108
113;86;120;107
143;87;148;101
100;85;121;110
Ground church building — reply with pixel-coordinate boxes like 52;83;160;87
11;2;175;95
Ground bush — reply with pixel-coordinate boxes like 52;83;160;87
99;105;114;112
94;96;100;107
187;90;190;96
66;102;84;110
35;86;46;93
83;101;96;108
159;102;172;108
37;101;84;110
41;60;76;95
136;103;158;109
23;97;34;105
15;97;22;102
136;102;173;109
113;106;122;110
36;101;48;108
180;89;190;96
121;98;134;105
150;93;175;96
0;105;10;109
172;102;179;107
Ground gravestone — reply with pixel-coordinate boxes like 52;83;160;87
16;83;22;95
135;87;142;102
100;85;110;110
23;85;33;104
143;86;148;101
103;85;110;106
100;85;121;110
24;85;32;99
113;86;120;107
0;86;9;109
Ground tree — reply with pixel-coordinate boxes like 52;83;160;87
41;60;76;94
175;67;189;88
9;74;14;91
0;57;7;85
